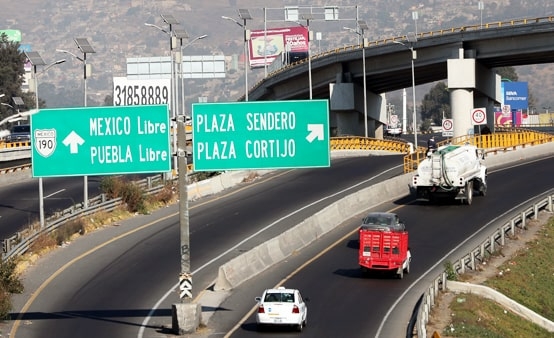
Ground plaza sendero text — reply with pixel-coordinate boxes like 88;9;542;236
195;111;298;160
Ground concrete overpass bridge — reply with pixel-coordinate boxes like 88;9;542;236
247;16;554;139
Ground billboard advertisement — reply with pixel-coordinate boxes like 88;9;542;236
0;29;22;42
249;26;309;68
502;81;528;110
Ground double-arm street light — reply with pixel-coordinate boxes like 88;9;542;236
393;39;418;148
177;34;208;115
222;9;252;101
57;38;95;208
343;20;369;137
24;51;66;228
146;14;181;174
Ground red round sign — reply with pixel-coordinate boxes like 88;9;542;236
442;119;453;131
472;109;486;124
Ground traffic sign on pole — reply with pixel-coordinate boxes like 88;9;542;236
31;105;171;177
471;108;487;125
192;100;330;171
442;118;454;137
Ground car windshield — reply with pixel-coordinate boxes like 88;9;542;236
264;292;295;303
11;125;30;133
363;215;392;226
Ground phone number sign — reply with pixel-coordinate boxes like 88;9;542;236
113;77;170;106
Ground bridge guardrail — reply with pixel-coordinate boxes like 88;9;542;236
249;15;554;98
1;174;166;260
414;190;554;337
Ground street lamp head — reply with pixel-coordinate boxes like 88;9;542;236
55;59;66;65
145;22;169;35
222;16;243;27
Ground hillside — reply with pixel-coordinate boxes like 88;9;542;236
2;0;554;112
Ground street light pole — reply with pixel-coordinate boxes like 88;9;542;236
222;9;252;101
58;38;95;208
146;15;180;175
393;40;418;148
301;14;313;100
24;51;66;228
343;20;369;137
180;34;208;116
478;1;484;29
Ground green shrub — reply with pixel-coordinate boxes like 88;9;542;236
0;258;23;294
444;261;458;281
52;219;85;246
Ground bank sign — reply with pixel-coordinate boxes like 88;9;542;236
191;100;330;171
502;81;528;110
31;105;171;177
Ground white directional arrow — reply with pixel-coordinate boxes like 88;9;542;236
62;131;85;154
306;124;324;143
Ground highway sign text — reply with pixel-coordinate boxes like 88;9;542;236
31;105;171;177
192;100;330;171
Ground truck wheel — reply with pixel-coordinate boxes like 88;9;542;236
397;269;404;279
465;181;473;205
480;182;487;196
404;260;411;274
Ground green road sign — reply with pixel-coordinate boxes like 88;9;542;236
31;105;171;177
192;100;330;171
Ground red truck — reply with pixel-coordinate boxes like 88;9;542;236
358;212;411;279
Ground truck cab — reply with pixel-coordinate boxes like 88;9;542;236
358;212;411;279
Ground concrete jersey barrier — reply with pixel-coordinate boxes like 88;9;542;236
213;142;554;290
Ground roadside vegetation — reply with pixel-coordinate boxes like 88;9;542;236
432;216;554;337
0;176;178;319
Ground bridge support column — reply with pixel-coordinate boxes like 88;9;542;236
448;50;501;138
330;82;385;138
448;56;476;137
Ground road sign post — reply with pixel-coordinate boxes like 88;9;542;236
191;100;330;171
31;105;171;177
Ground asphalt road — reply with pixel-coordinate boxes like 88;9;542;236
213;156;554;337
8;154;405;338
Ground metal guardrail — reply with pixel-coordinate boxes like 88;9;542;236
414;189;554;338
1;174;167;261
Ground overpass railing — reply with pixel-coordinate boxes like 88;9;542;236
251;15;554;97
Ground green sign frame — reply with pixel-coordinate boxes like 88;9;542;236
31;105;171;177
192;100;330;171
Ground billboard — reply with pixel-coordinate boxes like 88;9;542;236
249;26;309;68
0;29;22;42
502;81;528;110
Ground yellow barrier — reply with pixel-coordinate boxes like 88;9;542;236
402;129;554;174
0;141;31;149
330;136;411;153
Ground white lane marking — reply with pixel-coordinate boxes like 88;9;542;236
137;164;404;338
376;156;554;337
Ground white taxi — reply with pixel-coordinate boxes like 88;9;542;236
254;286;308;332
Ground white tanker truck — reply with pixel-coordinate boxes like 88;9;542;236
412;143;487;205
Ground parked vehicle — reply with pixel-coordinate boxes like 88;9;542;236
412;143;487;205
6;124;30;143
255;286;308;332
358;212;411;279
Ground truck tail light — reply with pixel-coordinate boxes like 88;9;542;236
258;305;265;313
292;305;300;314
